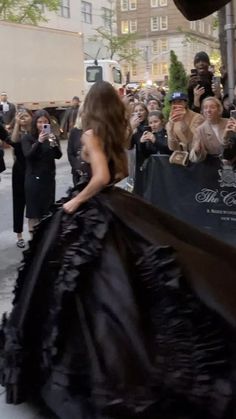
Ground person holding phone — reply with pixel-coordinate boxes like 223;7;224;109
190;97;229;162
21;109;62;233
129;102;149;194
166;92;204;152
187;52;219;112
140;111;171;155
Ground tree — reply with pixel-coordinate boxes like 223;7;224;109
163;50;188;119
0;0;60;25
90;27;141;63
88;3;141;64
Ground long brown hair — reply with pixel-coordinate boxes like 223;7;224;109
82;81;132;179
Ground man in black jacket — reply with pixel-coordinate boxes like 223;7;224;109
60;96;80;138
0;92;16;126
0;123;8;177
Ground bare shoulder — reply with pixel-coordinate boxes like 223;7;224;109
82;130;103;153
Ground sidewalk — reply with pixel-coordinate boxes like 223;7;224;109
0;144;70;419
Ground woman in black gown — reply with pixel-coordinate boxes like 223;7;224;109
0;81;236;419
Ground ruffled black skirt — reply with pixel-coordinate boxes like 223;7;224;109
0;186;236;419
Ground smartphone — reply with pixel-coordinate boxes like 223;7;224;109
43;123;51;134
143;125;152;132
230;110;236;119
190;69;198;76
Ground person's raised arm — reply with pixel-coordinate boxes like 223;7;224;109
63;130;110;214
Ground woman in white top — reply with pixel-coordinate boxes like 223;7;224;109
190;97;229;162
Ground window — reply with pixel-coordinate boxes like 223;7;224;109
161;62;168;74
121;20;129;33
121;0;128;10
160;16;168;30
152;40;159;54
60;0;70;18
130;20;137;33
152;62;168;76
81;1;92;24
151;16;168;31
190;21;197;30
199;21;205;33
129;0;137;10
150;0;167;6
112;67;122;84
131;64;137;76
102;7;112;29
86;66;103;82
161;38;168;51
151;17;159;31
152;63;159;76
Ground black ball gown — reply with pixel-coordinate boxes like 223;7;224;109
0;162;236;419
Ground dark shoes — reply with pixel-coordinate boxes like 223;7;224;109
16;239;25;248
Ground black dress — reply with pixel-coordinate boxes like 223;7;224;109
21;134;62;219
0;162;236;419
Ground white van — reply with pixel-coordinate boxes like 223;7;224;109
84;59;123;93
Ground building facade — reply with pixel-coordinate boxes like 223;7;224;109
41;0;116;61
116;0;218;84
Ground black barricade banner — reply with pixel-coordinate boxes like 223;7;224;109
142;155;236;246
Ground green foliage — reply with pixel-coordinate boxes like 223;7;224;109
0;0;60;25
163;50;188;119
90;27;141;64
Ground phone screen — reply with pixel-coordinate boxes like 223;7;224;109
143;125;152;132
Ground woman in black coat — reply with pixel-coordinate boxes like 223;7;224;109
6;109;32;248
21;110;62;233
67;116;83;186
139;110;171;156
129;102;149;195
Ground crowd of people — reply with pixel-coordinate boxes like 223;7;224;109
0;79;235;419
1;50;236;246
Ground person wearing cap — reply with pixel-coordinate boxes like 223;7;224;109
187;51;219;113
60;96;80;137
0;92;16;126
166;92;204;152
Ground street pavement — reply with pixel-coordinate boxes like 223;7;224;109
0;141;71;418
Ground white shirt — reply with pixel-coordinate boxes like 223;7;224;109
210;124;221;141
0;102;9;113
